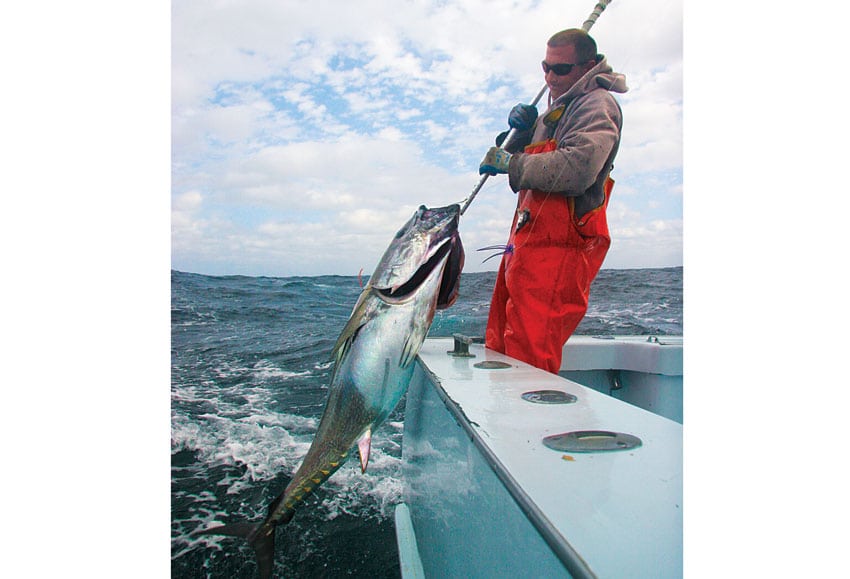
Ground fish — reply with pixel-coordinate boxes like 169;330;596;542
198;203;464;578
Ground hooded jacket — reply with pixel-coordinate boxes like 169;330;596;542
507;55;628;219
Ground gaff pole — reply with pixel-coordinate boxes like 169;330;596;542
459;0;613;216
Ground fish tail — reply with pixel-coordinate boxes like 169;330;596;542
198;521;277;579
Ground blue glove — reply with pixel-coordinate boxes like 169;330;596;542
479;146;512;175
508;103;538;132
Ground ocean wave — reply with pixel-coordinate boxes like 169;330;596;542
171;388;405;519
171;267;681;575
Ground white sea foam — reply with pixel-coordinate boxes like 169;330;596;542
239;411;317;432
318;453;404;521
208;359;312;383
177;416;309;482
172;308;409;564
251;359;313;381
171;502;235;559
173;390;402;519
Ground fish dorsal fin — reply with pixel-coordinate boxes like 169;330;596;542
357;428;372;474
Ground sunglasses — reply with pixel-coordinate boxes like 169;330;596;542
541;60;584;76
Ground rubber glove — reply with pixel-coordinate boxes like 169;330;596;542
508;103;538;131
479;146;511;175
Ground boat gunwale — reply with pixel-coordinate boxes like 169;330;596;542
414;359;598;579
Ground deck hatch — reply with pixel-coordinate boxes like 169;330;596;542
474;360;512;369
521;390;577;404
542;430;642;452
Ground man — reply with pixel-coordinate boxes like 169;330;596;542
479;28;627;373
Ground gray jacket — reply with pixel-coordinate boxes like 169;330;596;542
507;55;628;219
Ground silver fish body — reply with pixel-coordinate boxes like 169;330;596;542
200;204;464;578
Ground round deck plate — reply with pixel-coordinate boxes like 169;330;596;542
542;430;642;452
473;361;512;369
521;390;577;404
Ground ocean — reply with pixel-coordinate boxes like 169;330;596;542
171;266;683;578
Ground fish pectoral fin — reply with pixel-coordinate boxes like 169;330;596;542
357;428;372;474
400;317;428;368
331;288;374;367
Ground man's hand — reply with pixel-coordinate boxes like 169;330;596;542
508;103;538;131
479;147;512;175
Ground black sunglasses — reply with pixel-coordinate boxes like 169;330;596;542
541;60;583;76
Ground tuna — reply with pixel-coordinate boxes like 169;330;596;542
199;204;464;577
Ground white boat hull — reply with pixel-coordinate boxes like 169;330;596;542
396;335;683;578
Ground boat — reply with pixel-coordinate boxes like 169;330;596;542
394;334;683;578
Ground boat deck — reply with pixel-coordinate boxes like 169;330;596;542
402;337;682;578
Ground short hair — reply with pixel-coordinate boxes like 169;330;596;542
547;29;598;62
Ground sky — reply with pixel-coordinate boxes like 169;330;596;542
171;0;683;277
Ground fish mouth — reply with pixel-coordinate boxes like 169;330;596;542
377;236;454;302
436;229;464;309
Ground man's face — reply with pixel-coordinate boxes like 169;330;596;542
543;44;594;100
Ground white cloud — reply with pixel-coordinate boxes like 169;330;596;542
173;191;203;212
172;0;683;276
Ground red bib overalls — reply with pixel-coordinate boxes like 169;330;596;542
485;138;613;373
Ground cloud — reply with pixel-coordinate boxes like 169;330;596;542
172;0;683;276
